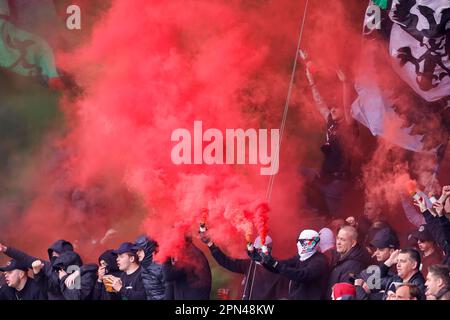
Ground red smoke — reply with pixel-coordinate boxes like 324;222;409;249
53;0;310;261
253;202;269;246
2;0;448;271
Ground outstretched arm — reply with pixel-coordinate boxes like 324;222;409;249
300;50;330;120
337;68;354;125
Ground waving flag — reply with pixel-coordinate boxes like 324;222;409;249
0;0;59;81
351;0;449;153
389;0;450;102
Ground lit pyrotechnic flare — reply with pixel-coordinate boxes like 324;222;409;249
405;179;436;210
199;208;209;233
242;209;254;252
254;203;269;254
405;180;421;201
405;179;437;202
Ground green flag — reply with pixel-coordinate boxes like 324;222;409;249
372;0;388;10
0;1;58;80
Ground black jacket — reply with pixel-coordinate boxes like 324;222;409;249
0;277;47;300
118;267;147;300
209;245;289;300
58;264;98;300
140;243;165;300
423;210;450;266
355;264;396;300
4;240;74;300
93;250;121;300
435;286;450;300
327;244;371;299
42;251;97;300
264;252;329;300
380;263;426;300
163;242;211;300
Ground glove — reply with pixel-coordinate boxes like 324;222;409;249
199;232;211;244
247;249;263;263
259;252;278;268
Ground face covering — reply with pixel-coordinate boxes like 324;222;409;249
50;255;58;265
297;230;320;261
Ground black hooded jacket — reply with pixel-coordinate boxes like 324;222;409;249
93;250;121;300
163;242;211;300
140;240;165;300
41;251;97;300
327;244;371;299
263;252;329;300
4;239;74;300
208;244;290;300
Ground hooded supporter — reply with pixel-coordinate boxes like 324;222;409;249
51;251;97;300
164;235;211;300
134;235;165;300
93;250;121;300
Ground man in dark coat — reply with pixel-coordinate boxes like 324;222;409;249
327;225;371;299
200;233;289;300
163;235;211;300
0;239;74;300
425;264;450;300
93;250;121;300
47;251;97;300
134;235;165;300
0;259;46;300
251;229;329;300
381;248;426;300
355;228;399;300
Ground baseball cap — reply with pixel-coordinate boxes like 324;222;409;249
370;228;400;249
408;225;434;243
113;242;139;255
0;260;29;272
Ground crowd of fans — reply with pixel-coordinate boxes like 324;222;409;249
0;184;449;300
1;48;450;301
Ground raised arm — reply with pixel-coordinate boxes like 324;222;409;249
299;50;330;120
336;68;354;125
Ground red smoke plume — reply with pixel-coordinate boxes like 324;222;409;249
2;0;448;270
253;202;269;246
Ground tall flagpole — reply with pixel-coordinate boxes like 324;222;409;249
243;0;311;300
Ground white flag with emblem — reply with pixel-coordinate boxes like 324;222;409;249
389;0;450;102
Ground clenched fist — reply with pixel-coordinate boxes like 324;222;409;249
32;260;44;275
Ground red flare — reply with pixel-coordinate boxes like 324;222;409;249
405;180;417;196
254;202;269;246
199;208;209;225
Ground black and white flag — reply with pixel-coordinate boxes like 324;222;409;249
389;0;450;101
